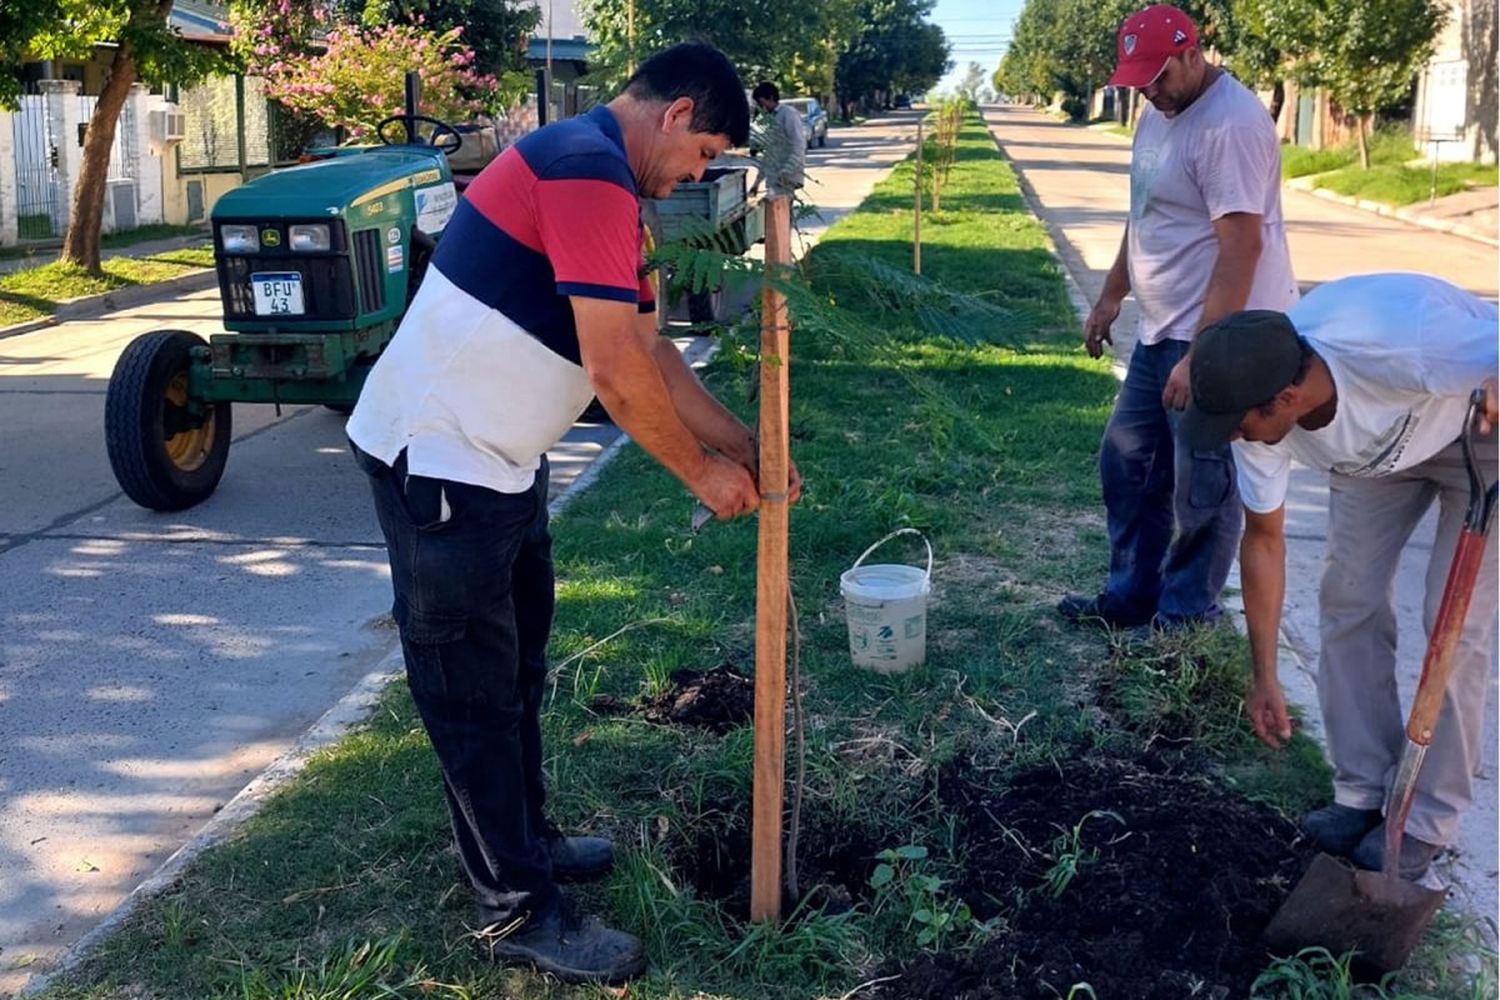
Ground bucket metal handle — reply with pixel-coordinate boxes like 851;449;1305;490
850;528;933;581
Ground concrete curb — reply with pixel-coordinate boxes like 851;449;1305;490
0;269;217;342
1285;176;1499;247
16;370;690;994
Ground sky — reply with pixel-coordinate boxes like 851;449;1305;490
930;0;1026;95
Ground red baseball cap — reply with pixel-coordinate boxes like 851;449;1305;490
1108;4;1200;88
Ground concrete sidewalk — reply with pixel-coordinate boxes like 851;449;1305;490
984;104;1500;924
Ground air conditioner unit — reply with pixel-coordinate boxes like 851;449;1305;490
149;109;187;144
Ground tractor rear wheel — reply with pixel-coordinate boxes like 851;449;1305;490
105;330;232;511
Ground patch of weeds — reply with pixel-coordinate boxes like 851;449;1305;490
231;935;473;1000
1039;809;1124;899
868;845;984;952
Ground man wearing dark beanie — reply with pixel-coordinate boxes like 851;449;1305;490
1185;272;1498;882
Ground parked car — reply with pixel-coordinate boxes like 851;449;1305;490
783;97;828;149
894;94;912;109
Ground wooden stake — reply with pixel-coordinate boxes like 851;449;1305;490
750;195;792;923
913;122;922;275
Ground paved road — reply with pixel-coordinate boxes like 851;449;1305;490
984;104;1500;923
0;113;920;994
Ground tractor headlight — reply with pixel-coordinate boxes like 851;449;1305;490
219;224;259;253
289;223;331;252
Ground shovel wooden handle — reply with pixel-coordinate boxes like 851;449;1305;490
1405;390;1498;745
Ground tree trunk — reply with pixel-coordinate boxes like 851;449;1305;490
1268;80;1285;123
61;43;137;273
1357;114;1371;170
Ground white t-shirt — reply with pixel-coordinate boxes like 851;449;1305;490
1127;72;1299;344
1234;273;1500;513
763;104;806;191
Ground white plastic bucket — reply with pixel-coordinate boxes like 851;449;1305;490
839;528;933;674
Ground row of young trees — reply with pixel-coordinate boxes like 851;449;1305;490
2;0;950;272
994;0;1448;166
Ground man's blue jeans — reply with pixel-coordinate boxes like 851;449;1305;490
1098;340;1242;623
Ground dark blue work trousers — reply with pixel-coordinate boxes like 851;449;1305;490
1098;340;1242;624
355;443;558;927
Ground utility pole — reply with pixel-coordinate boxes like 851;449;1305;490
544;0;554;123
627;0;636;76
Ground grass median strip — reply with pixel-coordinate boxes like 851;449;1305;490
0;248;214;329
36;119;1493;1000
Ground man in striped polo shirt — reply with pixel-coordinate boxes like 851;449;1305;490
348;44;774;983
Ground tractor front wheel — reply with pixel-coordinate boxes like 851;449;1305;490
105;330;232;511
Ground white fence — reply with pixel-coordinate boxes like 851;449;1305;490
0;81;163;245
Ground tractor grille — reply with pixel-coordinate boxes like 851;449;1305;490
219;254;358;321
352;228;386;314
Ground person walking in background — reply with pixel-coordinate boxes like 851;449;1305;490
1058;3;1299;635
752;81;806;197
1183;273;1498;880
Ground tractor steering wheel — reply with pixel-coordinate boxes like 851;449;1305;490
375;114;464;156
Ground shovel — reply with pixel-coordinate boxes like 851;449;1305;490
1264;387;1499;974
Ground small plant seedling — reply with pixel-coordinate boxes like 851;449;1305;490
1041;809;1125;899
869;844;982;950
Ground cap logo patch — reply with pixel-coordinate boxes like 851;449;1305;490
1123;33;1138;55
1173;28;1187;44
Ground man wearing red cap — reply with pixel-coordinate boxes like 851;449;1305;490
1059;4;1299;635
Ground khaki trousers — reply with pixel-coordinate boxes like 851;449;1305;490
1318;435;1499;846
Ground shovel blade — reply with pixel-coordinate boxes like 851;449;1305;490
1264;853;1446;974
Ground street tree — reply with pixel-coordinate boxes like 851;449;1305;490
365;0;537;98
582;0;859;100
1314;0;1447;166
834;0;949;117
955;60;987;102
994;0;1061;104
10;0;227;273
1;1;65;108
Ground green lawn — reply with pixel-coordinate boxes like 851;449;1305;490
0;248;214;329
32;121;1493;1000
1317;160;1499;206
1281;129;1498;207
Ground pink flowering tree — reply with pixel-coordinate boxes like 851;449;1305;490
241;11;498;139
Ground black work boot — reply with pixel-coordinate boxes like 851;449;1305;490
1057;593;1152;629
479;900;646;984
548;830;615;882
1300;803;1383;855
1350;823;1443;881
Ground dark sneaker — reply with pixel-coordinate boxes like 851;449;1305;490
479;901;646;984
548;832;614;882
1349;823;1443;881
1056;593;1152;629
1300;803;1383;855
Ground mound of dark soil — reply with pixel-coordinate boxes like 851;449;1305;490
591;664;755;734
879;757;1314;1000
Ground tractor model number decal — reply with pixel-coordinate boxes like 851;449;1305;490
412;168;442;185
414;182;457;234
363;200;386;217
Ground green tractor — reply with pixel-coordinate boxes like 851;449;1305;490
104;93;463;511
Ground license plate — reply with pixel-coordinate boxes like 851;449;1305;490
250;272;305;316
